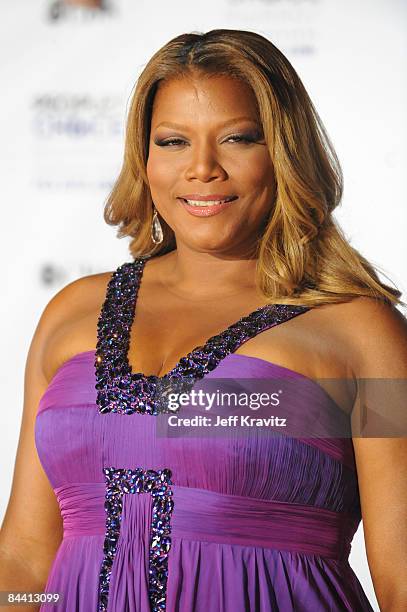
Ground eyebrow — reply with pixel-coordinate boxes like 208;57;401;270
154;117;260;130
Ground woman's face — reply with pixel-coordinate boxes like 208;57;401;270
146;73;276;256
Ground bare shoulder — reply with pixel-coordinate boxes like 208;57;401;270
318;296;407;377
39;269;115;383
0;268;116;573
313;294;405;324
41;270;112;317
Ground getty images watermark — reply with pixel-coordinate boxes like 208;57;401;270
165;387;286;429
153;376;407;439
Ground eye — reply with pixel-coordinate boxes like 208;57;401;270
155;138;186;147
154;132;263;148
225;134;258;144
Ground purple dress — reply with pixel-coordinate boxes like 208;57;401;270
35;257;374;611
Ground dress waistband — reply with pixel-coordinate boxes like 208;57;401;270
54;482;359;562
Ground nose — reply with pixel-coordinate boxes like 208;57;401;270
184;143;228;182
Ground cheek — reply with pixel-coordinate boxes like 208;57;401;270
146;154;178;192
235;150;274;186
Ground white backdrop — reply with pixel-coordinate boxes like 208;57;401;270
1;1;406;610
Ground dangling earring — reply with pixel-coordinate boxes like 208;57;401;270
151;204;163;244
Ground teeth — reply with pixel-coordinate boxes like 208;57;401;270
184;199;232;207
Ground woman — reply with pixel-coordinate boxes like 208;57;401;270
1;29;406;612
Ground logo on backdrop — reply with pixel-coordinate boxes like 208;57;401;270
30;94;121;191
47;0;115;22
31;94;122;139
231;0;319;4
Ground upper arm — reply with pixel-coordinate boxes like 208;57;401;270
348;298;407;609
0;274;102;584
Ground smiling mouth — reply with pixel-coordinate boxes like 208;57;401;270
179;196;238;207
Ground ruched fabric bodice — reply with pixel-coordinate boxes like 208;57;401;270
34;257;374;611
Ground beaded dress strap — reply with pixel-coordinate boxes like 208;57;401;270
94;257;311;416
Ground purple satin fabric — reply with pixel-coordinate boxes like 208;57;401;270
56;482;359;561
35;350;374;611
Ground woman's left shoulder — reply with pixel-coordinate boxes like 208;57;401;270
329;296;407;376
335;295;406;335
335;294;406;325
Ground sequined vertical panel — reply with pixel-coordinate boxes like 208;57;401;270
98;467;174;612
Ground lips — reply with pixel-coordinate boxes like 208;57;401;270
179;194;238;202
178;197;238;217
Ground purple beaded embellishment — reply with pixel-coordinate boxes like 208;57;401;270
98;466;174;612
94;256;311;415
93;257;311;609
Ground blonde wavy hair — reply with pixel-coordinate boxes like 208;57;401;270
104;29;403;308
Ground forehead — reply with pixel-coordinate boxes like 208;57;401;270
150;75;260;125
